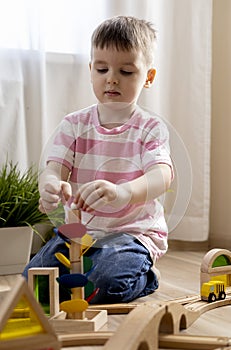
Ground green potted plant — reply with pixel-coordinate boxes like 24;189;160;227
0;161;50;274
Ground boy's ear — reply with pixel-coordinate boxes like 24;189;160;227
144;68;156;88
89;62;93;82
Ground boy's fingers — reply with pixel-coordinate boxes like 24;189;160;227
38;197;60;213
60;181;72;201
38;198;46;213
44;182;60;194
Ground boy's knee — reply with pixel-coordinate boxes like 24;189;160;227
22;267;28;280
89;271;142;304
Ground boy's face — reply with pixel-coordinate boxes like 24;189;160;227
90;46;153;105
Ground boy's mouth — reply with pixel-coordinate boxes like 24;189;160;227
105;90;120;97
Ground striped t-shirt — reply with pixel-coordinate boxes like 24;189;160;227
48;104;173;261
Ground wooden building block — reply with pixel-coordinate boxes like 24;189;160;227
200;248;231;285
28;267;59;317
0;275;60;350
50;309;107;334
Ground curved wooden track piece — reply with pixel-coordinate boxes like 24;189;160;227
59;331;231;349
102;298;231;350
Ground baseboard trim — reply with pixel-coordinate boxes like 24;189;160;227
208;238;231;250
168;239;209;251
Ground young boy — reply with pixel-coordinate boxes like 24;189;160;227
23;16;173;304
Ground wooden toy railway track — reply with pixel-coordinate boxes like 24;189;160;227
54;248;231;350
183;287;231;313
57;294;231;350
85;286;231;315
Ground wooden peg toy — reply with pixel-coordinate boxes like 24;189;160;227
49;207;107;333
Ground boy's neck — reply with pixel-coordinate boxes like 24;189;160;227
97;102;136;129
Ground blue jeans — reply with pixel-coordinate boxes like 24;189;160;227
23;232;158;304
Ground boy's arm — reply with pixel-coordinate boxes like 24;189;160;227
39;161;71;213
123;163;172;205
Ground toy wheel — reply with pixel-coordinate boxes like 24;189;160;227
208;293;216;303
219;291;226;300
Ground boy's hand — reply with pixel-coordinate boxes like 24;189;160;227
72;180;132;213
71;164;172;214
39;177;72;213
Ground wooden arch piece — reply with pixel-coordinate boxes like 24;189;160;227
101;299;231;350
103;303;166;350
201;248;231;273
200;248;231;285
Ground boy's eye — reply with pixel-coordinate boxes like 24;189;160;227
120;70;133;75
97;68;108;74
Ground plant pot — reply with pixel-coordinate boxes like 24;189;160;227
31;223;52;255
0;226;33;275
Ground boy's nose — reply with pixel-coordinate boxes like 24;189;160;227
107;73;119;85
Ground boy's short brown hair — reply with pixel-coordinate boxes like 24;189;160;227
91;16;157;67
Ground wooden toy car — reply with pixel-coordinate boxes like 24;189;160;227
201;280;226;302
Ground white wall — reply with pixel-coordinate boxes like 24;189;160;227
210;0;231;248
